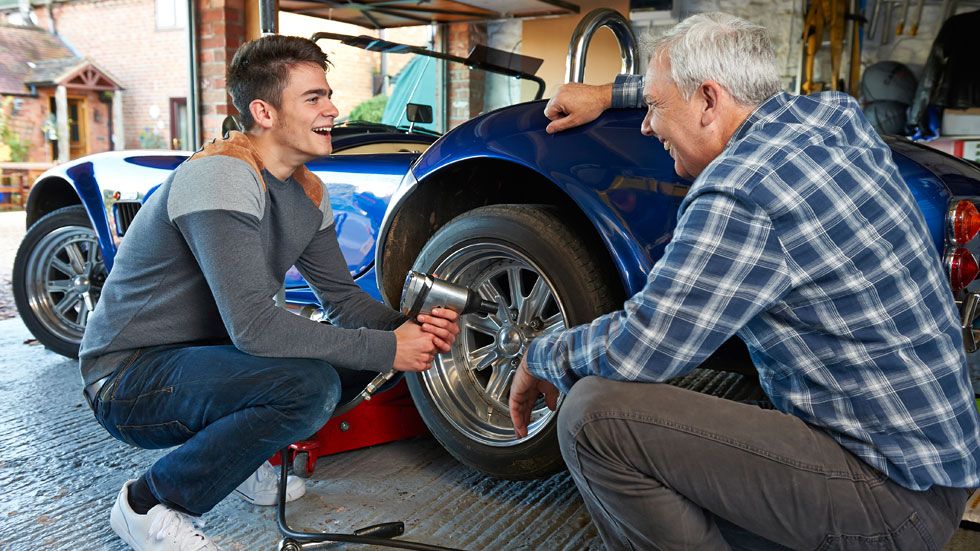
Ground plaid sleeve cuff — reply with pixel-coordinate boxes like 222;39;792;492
525;334;576;393
612;74;645;109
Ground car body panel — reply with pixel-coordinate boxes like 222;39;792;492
29;151;183;270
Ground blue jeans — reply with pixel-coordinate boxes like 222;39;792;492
91;344;340;516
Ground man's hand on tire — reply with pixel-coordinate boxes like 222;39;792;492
393;322;438;372
509;357;560;438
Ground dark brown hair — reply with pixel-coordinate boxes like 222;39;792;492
227;35;330;130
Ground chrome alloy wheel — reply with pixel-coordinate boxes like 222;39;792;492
24;225;105;345
423;242;567;446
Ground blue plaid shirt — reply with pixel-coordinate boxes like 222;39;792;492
526;76;980;491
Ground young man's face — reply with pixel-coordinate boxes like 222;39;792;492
640;55;717;179
270;62;339;161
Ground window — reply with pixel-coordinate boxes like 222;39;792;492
156;0;187;30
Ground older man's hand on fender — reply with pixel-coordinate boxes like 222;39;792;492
509;357;560;438
543;82;614;134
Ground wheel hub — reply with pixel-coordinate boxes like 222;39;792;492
71;274;90;293
496;324;527;358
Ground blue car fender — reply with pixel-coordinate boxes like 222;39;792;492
387;101;692;298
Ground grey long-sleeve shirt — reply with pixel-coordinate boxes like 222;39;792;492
79;152;405;386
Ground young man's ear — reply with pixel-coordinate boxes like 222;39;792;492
249;99;276;130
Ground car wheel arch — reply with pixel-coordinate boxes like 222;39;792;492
26;177;83;228
377;157;630;308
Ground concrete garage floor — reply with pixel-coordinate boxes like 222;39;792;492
1;210;978;550
0;316;600;550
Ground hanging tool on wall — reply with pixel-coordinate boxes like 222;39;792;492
801;0;850;94
909;0;926;35
895;0;911;35
848;0;866;97
867;0;882;38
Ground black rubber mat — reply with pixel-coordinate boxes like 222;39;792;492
669;368;768;404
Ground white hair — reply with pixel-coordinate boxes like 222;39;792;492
647;12;781;106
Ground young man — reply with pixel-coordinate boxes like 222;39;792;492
80;35;459;550
511;12;980;550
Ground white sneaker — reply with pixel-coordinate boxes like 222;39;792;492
109;480;219;550
233;461;305;506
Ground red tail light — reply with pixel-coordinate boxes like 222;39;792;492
946;248;979;292
949;200;980;245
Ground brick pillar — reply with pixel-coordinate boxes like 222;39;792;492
197;0;247;142
446;22;486;130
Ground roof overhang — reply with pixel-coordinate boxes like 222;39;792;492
26;58;123;91
279;0;580;29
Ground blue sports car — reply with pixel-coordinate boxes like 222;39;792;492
14;19;980;479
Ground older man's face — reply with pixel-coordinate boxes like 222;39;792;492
640;56;718;179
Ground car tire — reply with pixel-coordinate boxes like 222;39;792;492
406;204;618;479
13;205;106;358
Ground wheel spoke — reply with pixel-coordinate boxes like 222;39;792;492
541;312;565;334
50;258;75;277
477;279;506;307
46;279;73;294
53;292;81;317
463;314;500;337
65;243;87;274
473;349;501;371
484;363;516;404
85;241;99;267
519;277;551;323
505;267;524;310
80;290;95;312
468;343;497;368
76;304;89;325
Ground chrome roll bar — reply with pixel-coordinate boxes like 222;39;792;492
565;8;640;83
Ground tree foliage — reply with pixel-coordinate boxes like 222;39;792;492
349;94;388;123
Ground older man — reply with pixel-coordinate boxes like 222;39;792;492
510;12;980;550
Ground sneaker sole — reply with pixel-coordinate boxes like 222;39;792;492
234;483;306;506
109;499;143;551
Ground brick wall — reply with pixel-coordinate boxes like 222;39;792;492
197;0;244;142
446;22;486;129
2;87;111;163
35;0;189;149
2;95;48;162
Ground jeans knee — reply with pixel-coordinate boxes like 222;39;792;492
276;359;340;432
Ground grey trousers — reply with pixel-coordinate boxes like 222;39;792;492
557;377;972;551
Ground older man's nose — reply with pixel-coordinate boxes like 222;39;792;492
641;119;655;137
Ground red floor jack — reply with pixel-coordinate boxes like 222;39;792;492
278;377;428;478
271;373;462;550
273;272;493;549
